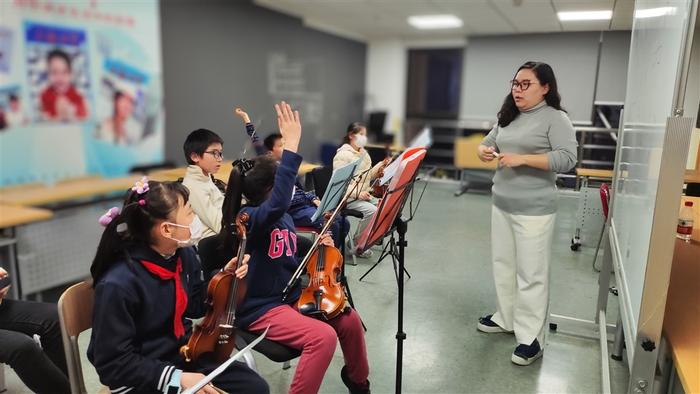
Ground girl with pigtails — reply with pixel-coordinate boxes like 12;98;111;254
87;177;268;394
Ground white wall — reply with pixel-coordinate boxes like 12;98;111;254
364;37;467;146
366;33;631;145
365;39;407;144
459;32;631;124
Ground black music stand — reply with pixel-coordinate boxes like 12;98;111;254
353;149;428;394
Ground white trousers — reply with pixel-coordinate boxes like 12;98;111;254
490;205;556;346
345;199;377;243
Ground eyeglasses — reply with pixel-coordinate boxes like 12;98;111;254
204;150;224;160
510;79;536;91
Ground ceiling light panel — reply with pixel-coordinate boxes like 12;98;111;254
408;15;464;29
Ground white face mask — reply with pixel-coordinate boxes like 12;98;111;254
354;134;368;148
164;215;205;248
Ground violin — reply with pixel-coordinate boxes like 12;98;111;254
371;150;394;198
283;183;358;320
180;212;249;363
297;213;346;320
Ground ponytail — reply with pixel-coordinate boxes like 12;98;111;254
219;166;244;252
219;156;278;252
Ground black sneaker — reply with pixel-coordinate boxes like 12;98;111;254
477;314;513;333
511;339;544;366
341;365;370;394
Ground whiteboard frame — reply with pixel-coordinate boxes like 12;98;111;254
607;1;698;392
618;116;693;393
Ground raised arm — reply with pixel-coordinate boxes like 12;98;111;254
235;107;266;156
245;102;303;232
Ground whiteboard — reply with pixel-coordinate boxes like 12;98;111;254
611;0;696;351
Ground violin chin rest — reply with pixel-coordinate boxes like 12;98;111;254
299;302;326;319
299;302;318;315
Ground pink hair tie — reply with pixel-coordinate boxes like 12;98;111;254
99;207;120;227
132;176;149;195
138;199;146;206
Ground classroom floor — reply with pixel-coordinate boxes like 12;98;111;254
3;180;630;393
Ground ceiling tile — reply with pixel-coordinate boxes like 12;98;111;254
489;0;561;33
253;0;632;40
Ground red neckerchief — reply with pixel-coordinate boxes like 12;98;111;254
140;257;188;338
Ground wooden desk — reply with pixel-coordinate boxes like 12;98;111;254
576;168;614;189
454;136;497;170
0;204;53;229
663;238;700;394
685;170;700;184
299;162;321;175
0;159;324;207
0;204;54;299
573;169;698;184
0;176;139;207
576;168;614;179
147;161;321;184
365;143;404;152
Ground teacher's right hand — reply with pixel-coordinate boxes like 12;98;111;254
478;145;496;162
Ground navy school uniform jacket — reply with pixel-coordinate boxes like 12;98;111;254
236;150;303;329
87;244;206;393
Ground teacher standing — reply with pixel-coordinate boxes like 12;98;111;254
476;61;577;366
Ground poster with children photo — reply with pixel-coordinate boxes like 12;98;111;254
94;60;151;146
25;22;90;123
0;87;29;130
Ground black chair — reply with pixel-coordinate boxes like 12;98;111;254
308;165;364;264
196;236;301;371
367;111;393;143
308;165;332;198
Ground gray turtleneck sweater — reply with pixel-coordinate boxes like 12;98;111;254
481;100;578;215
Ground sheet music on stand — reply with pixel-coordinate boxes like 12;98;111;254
356;149;428;254
310;158;360;222
377;126;432;187
181;327;269;394
408;125;433;149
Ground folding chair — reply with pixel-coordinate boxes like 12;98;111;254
57;281;110;394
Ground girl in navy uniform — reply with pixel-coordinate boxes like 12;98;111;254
213;102;370;394
87;179;268;394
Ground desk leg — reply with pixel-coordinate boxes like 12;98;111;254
611;314;624;361
667;363;676;394
6;227;22;299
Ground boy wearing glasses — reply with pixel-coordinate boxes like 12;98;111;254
182;128;225;238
